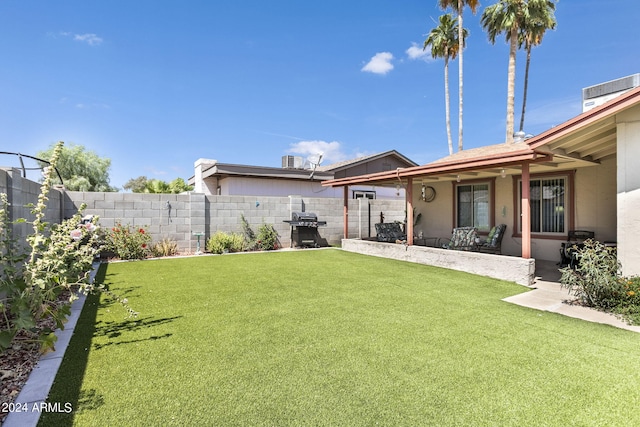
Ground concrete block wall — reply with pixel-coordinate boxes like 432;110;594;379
0;168;63;246
64;192;406;252
65;192;200;252
204;195;407;248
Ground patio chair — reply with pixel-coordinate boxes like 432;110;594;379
559;230;595;268
375;222;406;243
440;227;478;251
478;224;507;254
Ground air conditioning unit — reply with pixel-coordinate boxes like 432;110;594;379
582;73;640;112
282;155;304;169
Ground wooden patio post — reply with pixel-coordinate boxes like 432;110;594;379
406;178;414;245
521;161;531;258
343;186;349;239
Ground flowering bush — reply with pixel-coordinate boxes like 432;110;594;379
105;222;151;260
0;141;136;354
255;223;280;251
238;216;280;251
614;276;640;324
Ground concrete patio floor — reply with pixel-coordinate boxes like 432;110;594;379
504;260;640;333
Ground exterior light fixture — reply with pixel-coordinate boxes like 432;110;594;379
456;175;461;183
421;182;426;201
500;168;506;178
396;184;400;196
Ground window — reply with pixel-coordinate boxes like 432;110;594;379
353;190;376;200
456;183;490;231
519;176;567;234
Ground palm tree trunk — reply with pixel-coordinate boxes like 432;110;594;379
457;0;464;152
444;57;453;155
505;26;518;144
519;43;532;133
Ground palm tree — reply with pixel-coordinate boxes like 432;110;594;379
518;1;556;132
481;0;557;143
424;14;466;155
438;0;480;152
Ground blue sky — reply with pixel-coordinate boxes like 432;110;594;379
1;0;639;189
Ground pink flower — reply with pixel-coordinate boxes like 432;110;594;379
70;229;83;241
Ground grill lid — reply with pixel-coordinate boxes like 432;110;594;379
291;211;318;221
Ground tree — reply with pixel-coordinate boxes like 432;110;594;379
123;176;193;194
123;176;149;193
518;1;556;132
424;14;467;155
36;142;117;191
438;0;480;152
168;178;193;194
481;0;556;143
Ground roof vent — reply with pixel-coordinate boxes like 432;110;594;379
582;73;640;112
282;155;304;169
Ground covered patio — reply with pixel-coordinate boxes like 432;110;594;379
323;86;640;284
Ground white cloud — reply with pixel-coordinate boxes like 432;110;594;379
288;140;347;164
57;32;103;46
361;52;394;75
406;42;431;62
74;33;103;46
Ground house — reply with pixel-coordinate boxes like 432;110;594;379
190;150;417;200
323;84;640;277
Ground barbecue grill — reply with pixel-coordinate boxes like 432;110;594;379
283;212;327;248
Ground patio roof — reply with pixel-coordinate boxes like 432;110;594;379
323;85;640;188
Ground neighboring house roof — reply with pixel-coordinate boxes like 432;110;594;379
323;85;640;188
193;162;334;183
189;150;417;184
318;150;418;172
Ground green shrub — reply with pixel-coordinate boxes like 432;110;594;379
240;214;257;251
206;231;244;254
256;223;280;251
560;239;640;324
560;239;621;308
151;237;179;257
105;221;151;260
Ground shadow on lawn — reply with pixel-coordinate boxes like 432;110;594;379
38;266;105;427
38;265;182;426
92;315;181;350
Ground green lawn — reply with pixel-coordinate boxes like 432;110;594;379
40;249;640;426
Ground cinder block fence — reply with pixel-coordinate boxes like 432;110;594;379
1;168;406;252
63;191;406;252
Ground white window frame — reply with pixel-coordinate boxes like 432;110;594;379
353;190;376;200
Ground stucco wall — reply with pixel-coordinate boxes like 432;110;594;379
412;181;453;240
617;110;640;276
407;158;618;263
210;175;405;200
